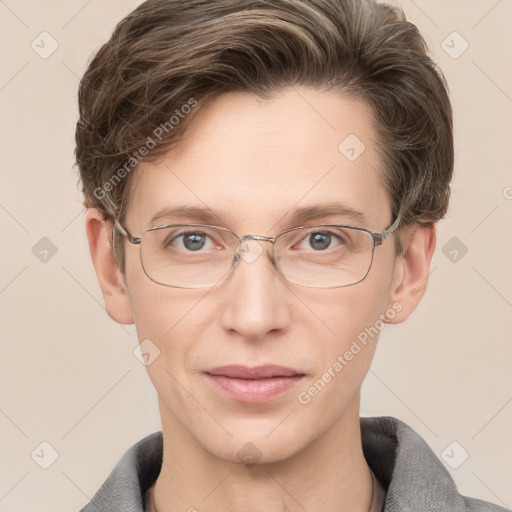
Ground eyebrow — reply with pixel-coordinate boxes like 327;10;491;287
149;202;368;228
284;203;367;225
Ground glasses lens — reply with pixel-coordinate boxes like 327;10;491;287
275;225;374;288
140;225;239;288
139;224;374;288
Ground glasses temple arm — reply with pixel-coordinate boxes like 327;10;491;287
372;212;402;246
114;220;141;245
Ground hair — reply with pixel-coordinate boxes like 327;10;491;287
75;0;453;271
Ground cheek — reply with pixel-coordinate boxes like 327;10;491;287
125;265;214;373
127;277;202;346
312;273;392;347
300;275;393;385
293;282;390;433
124;246;188;338
126;281;203;409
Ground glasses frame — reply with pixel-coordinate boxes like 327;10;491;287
113;216;401;289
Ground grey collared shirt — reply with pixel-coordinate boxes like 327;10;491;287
79;416;510;512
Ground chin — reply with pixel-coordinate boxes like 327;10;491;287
199;423;310;467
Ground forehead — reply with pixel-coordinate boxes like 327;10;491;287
127;86;392;232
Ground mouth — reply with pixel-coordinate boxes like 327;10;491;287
204;365;305;403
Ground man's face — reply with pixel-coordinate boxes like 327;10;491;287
122;87;402;463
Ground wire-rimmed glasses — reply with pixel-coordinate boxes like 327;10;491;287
113;217;400;289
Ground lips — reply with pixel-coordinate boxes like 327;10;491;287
206;365;301;379
204;365;305;403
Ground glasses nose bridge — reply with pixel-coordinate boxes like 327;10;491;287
239;233;276;244
231;233;277;268
237;233;277;256
236;235;276;258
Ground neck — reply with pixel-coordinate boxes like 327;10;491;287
150;396;376;512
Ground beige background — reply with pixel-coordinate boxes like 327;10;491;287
0;0;511;510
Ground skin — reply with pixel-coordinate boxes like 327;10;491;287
86;86;436;511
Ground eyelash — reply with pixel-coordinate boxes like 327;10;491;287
166;229;347;253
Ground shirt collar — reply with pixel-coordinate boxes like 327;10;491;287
80;416;508;512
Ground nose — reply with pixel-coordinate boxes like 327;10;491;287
220;238;291;340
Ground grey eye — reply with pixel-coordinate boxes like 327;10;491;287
308;232;333;250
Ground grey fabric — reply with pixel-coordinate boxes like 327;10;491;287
80;416;510;512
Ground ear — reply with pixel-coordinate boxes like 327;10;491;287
85;208;134;325
385;223;436;324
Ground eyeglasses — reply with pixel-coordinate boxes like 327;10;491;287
113;217;400;289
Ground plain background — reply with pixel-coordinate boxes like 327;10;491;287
0;0;511;510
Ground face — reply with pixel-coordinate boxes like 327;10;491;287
119;87;404;463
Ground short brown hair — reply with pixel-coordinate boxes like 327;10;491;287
75;0;453;269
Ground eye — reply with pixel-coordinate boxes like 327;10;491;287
294;229;346;252
166;230;218;252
